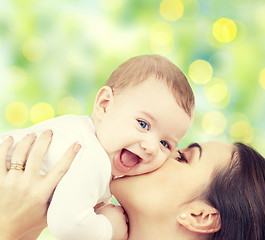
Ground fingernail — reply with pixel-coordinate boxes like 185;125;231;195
74;143;81;152
44;129;53;137
6;136;13;142
28;132;36;138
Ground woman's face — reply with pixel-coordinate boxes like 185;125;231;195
111;141;235;218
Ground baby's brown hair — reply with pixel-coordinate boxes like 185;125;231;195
105;55;195;117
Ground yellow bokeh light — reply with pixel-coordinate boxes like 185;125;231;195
212;18;237;43
230;120;254;143
5;102;29;126
22;37;46;62
208;84;227;102
203;77;231;108
57;97;82;115
150;21;174;54
160;0;184;21
188;59;213;84
30;103;55;124
259;68;265;90
202;111;226;135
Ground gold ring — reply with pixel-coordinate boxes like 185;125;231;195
10;161;25;171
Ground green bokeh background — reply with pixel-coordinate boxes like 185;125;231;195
1;0;265;239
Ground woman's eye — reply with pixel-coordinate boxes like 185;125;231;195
137;120;149;130
177;150;188;163
160;140;169;149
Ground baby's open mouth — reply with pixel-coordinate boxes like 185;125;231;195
120;149;141;168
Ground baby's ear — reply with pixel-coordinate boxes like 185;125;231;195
176;201;221;234
92;86;114;120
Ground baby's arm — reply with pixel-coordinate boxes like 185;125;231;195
47;131;115;240
47;149;113;240
95;204;128;240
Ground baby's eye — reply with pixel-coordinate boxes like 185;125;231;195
160;140;170;149
177;150;188;163
137;120;149;130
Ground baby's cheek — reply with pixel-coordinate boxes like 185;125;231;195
162;150;170;160
157;154;168;168
170;149;179;159
99;139;114;154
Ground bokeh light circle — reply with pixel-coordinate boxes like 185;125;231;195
160;0;184;21
30;103;55;124
150;21;174;54
259;68;265;90
212;18;237;43
202;111;226;135
5;102;29;126
203;78;231;108
22;37;46;62
229;120;254;143
188;59;213;84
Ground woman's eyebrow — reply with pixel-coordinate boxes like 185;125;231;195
187;143;202;158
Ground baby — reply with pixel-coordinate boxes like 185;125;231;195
1;55;194;240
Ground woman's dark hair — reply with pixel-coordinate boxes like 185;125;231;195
205;142;265;240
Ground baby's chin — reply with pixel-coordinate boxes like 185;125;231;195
112;174;125;179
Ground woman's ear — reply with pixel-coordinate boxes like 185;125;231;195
176;201;221;234
92;86;114;121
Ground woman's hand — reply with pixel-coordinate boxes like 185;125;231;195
0;130;81;240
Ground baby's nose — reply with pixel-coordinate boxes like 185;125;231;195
140;140;157;156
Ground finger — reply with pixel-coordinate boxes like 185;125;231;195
10;133;37;168
0;136;14;175
25;130;53;174
42;142;81;196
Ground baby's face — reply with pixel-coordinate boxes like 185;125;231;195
96;77;192;177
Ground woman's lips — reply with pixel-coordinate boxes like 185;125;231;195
114;149;141;173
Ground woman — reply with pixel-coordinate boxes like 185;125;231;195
1;136;265;239
111;141;265;240
0;131;81;240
